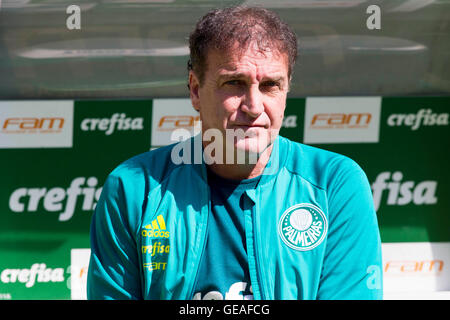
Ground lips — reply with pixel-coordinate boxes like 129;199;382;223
232;124;267;129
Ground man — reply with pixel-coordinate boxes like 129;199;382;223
87;6;383;300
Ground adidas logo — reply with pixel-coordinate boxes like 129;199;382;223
141;214;170;238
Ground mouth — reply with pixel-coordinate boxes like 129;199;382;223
232;124;267;130
228;125;268;139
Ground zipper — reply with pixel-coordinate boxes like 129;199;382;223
186;194;210;300
252;194;266;300
244;188;267;300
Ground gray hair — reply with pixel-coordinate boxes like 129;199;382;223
188;6;298;86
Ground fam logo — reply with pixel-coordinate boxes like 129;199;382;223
310;113;372;129
384;260;443;274
0;100;73;148
278;203;328;251
381;242;450;292
303;97;381;144
151;99;200;147
2;117;65;133
157;115;200;131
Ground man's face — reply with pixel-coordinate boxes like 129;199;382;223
189;44;289;157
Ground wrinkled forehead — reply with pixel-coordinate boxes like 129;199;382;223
205;43;289;78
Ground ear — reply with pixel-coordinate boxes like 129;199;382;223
189;71;201;112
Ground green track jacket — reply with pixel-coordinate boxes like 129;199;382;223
87;135;383;300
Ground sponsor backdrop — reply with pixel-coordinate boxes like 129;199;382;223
0;97;449;300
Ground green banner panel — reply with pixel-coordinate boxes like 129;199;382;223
0;96;448;299
0;99;152;299
292;97;450;243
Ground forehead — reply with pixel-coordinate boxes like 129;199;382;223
205;45;289;79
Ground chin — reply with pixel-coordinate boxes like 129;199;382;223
234;137;271;156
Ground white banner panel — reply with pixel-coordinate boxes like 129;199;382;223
151;99;200;148
382;242;450;293
70;248;91;300
303;96;381;144
0;100;73;148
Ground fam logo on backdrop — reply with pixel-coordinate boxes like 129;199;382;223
151;99;200;149
303;97;381;144
71;249;91;300
0;101;73;148
382;242;450;293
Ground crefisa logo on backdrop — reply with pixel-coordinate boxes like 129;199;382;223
0;101;73;148
80;113;144;135
387;108;449;130
303;97;381;144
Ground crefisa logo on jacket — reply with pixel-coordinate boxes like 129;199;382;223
278;203;328;251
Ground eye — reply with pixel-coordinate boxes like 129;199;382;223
260;81;280;90
224;79;244;86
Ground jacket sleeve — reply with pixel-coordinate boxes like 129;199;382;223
317;159;383;300
87;173;142;300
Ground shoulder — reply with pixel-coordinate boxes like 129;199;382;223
97;142;185;234
99;141;185;212
108;142;181;187
280;136;364;190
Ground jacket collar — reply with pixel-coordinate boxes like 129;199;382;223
258;135;288;186
188;133;287;185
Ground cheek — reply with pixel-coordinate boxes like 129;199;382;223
222;95;242;112
200;90;240;125
267;99;286;125
217;94;242;123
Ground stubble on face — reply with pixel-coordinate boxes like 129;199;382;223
189;43;289;178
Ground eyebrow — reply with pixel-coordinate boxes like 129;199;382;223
217;73;246;81
262;77;284;84
218;73;286;84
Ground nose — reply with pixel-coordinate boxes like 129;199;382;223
240;85;264;118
